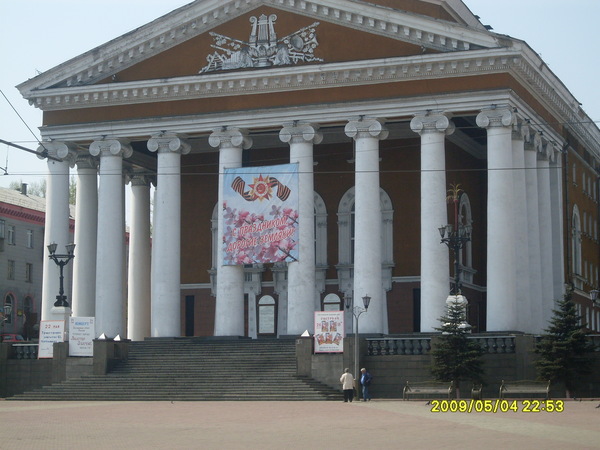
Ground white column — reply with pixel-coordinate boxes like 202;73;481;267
280;122;322;335
210;127;252;336
39;142;75;322
345;117;388;334
476;106;517;331
147;133;191;338
511;122;531;332
524;135;544;333
549;149;564;302
90;139;132;338
410;112;454;332
127;173;153;341
536;136;554;325
72;155;98;318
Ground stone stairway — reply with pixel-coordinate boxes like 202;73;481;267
8;339;340;401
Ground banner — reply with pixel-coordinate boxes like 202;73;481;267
222;163;299;265
69;317;95;357
38;320;65;359
314;311;344;353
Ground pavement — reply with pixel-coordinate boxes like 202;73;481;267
1;398;599;449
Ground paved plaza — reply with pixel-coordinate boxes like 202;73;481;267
1;398;599;449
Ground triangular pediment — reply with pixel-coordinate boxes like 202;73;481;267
18;0;500;98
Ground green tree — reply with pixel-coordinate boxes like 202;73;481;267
535;287;594;398
431;300;485;397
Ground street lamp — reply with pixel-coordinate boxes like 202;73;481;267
47;242;76;307
344;293;371;393
439;184;472;296
590;288;599;308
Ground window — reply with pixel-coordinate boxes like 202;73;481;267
322;293;342;311
572;205;582;276
0;219;5;238
25;263;33;283
7;225;15;245
7;260;15;280
257;296;276;335
572;163;577;185
26;229;33;249
3;294;13;325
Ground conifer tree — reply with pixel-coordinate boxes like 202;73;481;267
535;287;593;398
431;300;485;396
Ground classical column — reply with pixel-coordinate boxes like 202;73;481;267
476;106;517;331
345;117;388;334
536;136;555;325
280;122;322;335
549;148;564;302
147;133;190;337
524;132;544;333
38;142;76;322
90;139;132;338
511;121;532;332
127;172;153;341
72;154;98;318
210;127;252;336
410;111;454;332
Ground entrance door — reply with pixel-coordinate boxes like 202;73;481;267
257;295;276;337
185;295;195;337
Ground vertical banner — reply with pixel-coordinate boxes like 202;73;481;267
38;320;65;359
314;311;344;353
69;317;95;357
222;163;299;265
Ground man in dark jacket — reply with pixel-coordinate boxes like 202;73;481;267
360;368;373;401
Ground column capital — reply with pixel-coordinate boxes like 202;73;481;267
75;154;99;170
147;133;191;155
476;105;516;129
37;141;77;167
410;111;455;136
279;122;323;145
345;116;388;141
127;170;153;187
209;127;252;149
512;119;531;143
89;138;133;159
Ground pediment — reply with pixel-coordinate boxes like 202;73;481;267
18;0;500;99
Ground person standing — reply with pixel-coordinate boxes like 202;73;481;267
340;368;355;402
360;368;373;401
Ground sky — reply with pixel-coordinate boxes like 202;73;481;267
1;0;599;190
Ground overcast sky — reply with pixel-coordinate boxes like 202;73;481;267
1;0;598;189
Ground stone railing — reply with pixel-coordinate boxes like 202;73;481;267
366;335;517;356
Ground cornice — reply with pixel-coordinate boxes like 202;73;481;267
26;48;515;111
17;0;497;95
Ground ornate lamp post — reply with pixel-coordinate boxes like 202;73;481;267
439;184;471;327
344;294;371;391
47;242;76;307
590;288;599;308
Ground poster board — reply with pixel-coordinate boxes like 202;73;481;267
314;311;344;353
222;163;299;265
38;320;65;359
69;317;95;357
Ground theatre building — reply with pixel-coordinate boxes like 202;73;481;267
18;0;600;340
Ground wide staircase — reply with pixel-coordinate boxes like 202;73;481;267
8;339;340;401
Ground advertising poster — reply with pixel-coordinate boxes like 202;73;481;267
222;163;299;265
38;320;65;359
314;311;344;353
69;317;95;357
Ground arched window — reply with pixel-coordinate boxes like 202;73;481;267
572;205;582;277
322;293;341;311
459;193;475;283
3;293;14;325
337;187;394;294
